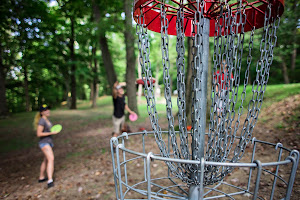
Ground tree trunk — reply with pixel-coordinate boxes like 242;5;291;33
0;66;8;117
170;73;173;95
291;48;297;82
59;59;70;104
185;37;193;126
90;56;94;103
248;68;252;85
291;0;297;74
64;80;71;107
24;66;30;112
91;46;98;108
280;57;290;84
124;0;138;114
155;64;160;97
0;45;8;117
137;54;143;102
99;36;117;90
92;0;117;90
69;17;77;109
90;83;94;101
291;48;296;72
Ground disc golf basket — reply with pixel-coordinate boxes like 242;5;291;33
110;0;299;199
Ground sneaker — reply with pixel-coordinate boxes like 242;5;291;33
47;181;54;188
38;178;48;183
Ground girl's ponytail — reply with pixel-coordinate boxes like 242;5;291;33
33;112;41;130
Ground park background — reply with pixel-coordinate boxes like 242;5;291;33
0;0;299;199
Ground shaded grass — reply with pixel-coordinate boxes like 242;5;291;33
0;138;36;152
66;149;94;159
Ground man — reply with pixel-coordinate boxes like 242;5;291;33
112;81;136;137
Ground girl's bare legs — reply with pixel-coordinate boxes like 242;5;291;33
39;157;47;179
41;145;54;181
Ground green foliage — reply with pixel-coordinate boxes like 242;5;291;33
1;0;299;115
274;0;300;83
1;0;127;113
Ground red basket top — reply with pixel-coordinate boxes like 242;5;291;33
133;0;284;37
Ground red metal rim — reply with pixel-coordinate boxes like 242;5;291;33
134;0;284;37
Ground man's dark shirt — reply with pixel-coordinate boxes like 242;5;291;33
113;96;125;118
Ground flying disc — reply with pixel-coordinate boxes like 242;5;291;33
129;113;138;122
136;78;156;86
51;124;62;133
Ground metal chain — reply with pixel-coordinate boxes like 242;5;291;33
136;0;281;186
206;1;280;185
207;2;236;185
136;8;170;163
233;3;280;161
189;0;206;185
160;0;185;180
176;0;191;176
207;0;248;184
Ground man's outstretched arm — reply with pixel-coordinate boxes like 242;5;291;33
125;104;136;115
112;81;118;99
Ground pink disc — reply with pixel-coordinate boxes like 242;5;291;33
129;113;138;122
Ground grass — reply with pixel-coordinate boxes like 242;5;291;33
0;83;299;154
219;83;300;114
258;83;300;108
66;149;94;159
0;138;36;152
287;104;300;126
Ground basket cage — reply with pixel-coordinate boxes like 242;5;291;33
110;0;299;199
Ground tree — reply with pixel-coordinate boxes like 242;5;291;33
69;16;77;109
0;45;8;117
274;0;300;83
185;37;193;126
124;0;138;113
92;0;117;90
57;0;91;109
0;0;51;114
91;45;99;108
0;0;20;116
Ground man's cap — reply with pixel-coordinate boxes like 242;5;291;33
40;104;50;112
116;85;122;90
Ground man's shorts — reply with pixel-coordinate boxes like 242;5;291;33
112;115;125;134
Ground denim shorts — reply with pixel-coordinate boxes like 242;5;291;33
39;142;54;149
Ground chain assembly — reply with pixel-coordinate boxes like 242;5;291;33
176;0;190;179
136;0;282;186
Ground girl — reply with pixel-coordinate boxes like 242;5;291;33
33;104;58;188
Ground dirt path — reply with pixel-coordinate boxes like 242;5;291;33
0;95;299;199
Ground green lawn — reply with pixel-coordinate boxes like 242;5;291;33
0;83;299;154
229;83;300;112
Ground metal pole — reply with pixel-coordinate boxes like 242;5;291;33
189;17;210;200
110;138;119;199
146;152;153;200
199;17;210;159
